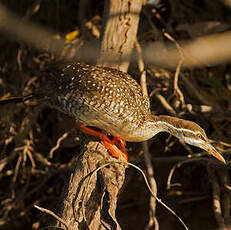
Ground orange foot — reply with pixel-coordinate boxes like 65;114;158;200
78;124;128;162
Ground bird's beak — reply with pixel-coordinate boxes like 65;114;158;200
201;143;226;164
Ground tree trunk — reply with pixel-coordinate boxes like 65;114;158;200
98;0;143;72
57;0;143;229
57;142;125;230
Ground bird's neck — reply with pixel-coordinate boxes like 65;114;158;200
121;115;192;142
146;115;187;139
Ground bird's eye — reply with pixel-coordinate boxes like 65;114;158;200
196;133;207;141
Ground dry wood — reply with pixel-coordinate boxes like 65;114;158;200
135;39;159;230
98;0;143;72
207;165;228;230
56;141;125;230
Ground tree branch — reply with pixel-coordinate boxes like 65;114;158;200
57;141;125;230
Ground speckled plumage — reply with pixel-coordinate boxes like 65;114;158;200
38;62;151;141
0;61;226;163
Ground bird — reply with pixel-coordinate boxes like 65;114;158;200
0;62;226;164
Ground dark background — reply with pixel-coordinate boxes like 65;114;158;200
0;0;231;229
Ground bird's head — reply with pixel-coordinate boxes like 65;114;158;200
157;116;226;164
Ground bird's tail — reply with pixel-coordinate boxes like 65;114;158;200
0;94;33;104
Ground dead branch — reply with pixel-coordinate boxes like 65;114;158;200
57;141;125;230
207;164;228;230
0;106;43;172
217;169;231;226
34;205;68;230
163;32;185;107
154;93;177;116
49;132;69;159
135;39;159;230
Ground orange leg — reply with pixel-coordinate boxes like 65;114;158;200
78;124;128;162
101;140;128;162
112;136;127;155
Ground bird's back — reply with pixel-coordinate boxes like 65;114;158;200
39;62;151;138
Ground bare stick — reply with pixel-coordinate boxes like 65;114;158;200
217;169;231;226
49;132;68;159
143;141;159;230
112;160;189;230
163;32;185;107
135;39;159;230
82;159;188;230
207;165;227;230
155;93;177;116
34;204;68;230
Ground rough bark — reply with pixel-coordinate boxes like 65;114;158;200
98;0;143;72
56;141;125;230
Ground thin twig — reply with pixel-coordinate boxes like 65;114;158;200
83;160;189;230
105;160;189;230
166;156;228;191
49;132;68;159
174;59;185;105
163;31;185;107
181;74;212;106
34;204;68;230
216;169;231;225
155;93;177;116
12;152;22;183
166;162;182;191
207;165;227;230
135;39;144;72
23;139;36;169
136;39;159;230
135;39;149;100
0;107;42;172
143;142;159;230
